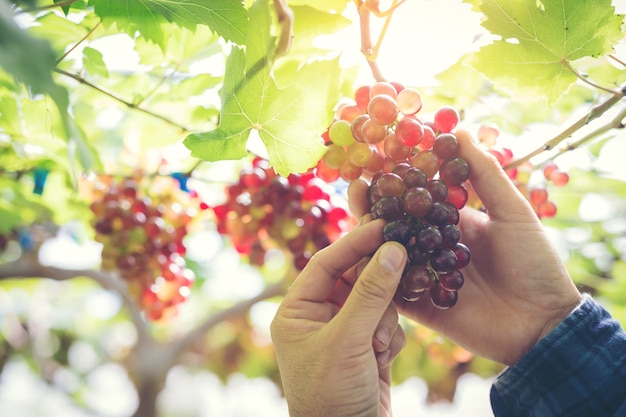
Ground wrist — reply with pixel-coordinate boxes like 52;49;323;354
536;293;584;342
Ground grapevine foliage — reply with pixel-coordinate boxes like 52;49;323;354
0;0;625;413
471;0;624;103
183;0;340;176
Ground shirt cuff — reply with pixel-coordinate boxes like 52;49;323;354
490;293;626;416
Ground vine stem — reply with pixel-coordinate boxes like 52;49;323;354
273;0;294;58
56;21;101;65
0;249;291;417
356;0;406;82
503;86;626;170
540;105;626;163
357;1;385;82
0;251;151;345
563;59;622;95
16;0;80;14
54;68;191;132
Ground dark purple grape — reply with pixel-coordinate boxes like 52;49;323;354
399;285;425;302
371;196;403;221
439;270;464;291
382;219;413;245
424;202;450;225
430;284;458;309
453;242;471;268
426;180;448;202
392;162;412;178
444;202;460;225
432;133;459;160
402;187;432;217
367;181;382;205
402;264;434;293
429;248;458;273
403;167;428;188
416;225;442;253
407;242;430;265
440;157;470;185
377;173;406;198
440;224;460;248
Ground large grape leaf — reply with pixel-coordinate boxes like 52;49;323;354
470;0;624;103
184;0;339;176
90;0;248;48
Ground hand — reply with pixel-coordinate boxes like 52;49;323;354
271;219;408;417
349;129;582;365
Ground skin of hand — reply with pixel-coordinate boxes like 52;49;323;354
349;129;583;366
270;219;409;417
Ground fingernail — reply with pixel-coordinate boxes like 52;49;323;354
375;326;390;347
377;349;391;367
379;244;404;272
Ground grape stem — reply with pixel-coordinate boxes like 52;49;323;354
273;0;294;58
504;85;626;170
563;59;623;95
356;0;406;82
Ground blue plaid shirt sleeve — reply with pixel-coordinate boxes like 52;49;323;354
490;294;626;417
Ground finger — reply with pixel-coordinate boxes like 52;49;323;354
348;178;371;218
373;303;399;352
326;257;371;307
377;324;406;368
334;241;408;341
455;129;536;221
286;220;385;304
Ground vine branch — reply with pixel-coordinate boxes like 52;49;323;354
356;0;405;82
56;21;102;65
16;0;80;14
0;251;151;345
54;68;191;132
504;86;626;170
563;59;622;95
273;0;294;58
540;105;626;163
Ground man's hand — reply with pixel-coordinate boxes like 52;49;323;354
349;129;582;365
271;219;408;417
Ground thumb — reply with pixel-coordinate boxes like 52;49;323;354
334;242;407;340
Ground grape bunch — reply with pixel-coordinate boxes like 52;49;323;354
476;123;569;219
211;157;351;271
89;174;197;321
316;81;471;309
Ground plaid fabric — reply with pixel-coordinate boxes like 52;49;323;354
490;294;626;417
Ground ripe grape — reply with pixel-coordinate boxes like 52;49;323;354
396;87;422;115
396;117;424;147
433;106;460;133
430;283;458;309
314;82;472;309
89;174;198;321
382;219;413;246
213;158;351;275
368;95;399;125
432;133;459;160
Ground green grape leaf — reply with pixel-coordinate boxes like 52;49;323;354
90;0;248;48
287;0;350;13
54;0;88;15
30;12;89;57
0;3;74;158
470;0;624;103
184;0;338;176
82;46;109;78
